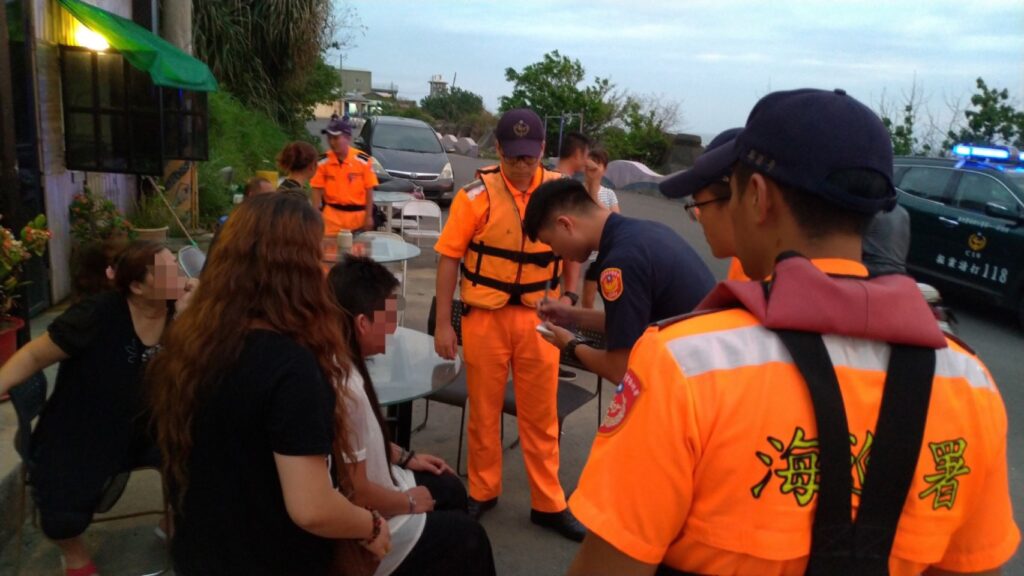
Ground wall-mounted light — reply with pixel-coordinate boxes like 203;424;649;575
74;22;109;51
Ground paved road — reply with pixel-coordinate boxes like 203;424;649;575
449;153;1023;571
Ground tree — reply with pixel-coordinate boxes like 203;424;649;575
194;0;359;134
601;95;675;167
500;51;618;147
879;80;929;156
421;87;485;123
944;77;1024;150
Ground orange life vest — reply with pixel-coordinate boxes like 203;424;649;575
460;167;563;309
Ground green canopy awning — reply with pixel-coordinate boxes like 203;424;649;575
59;0;218;92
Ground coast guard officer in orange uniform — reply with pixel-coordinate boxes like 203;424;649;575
568;89;1018;575
311;116;378;235
433;108;585;542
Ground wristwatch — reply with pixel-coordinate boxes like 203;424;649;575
563;291;580;306
565;337;584;363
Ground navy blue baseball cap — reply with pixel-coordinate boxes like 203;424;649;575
736;88;895;213
322;116;354;137
660;127;743;198
496;109;545;158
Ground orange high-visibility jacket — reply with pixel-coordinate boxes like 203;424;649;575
459;166;563;309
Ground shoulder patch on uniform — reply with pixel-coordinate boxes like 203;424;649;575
317;154;330;165
477;165;500;175
464;179;487;200
599;268;624;301
355;152;371;164
599;369;642;435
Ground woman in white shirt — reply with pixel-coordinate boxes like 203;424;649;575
582;147;620;309
328;255;496;576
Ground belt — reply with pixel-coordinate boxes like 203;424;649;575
324;202;366;212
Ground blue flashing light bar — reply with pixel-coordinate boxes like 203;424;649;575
952;144;1011;160
1020;151;1024;162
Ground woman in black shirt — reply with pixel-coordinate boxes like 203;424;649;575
277;140;320;197
149;193;389;576
0;240;195;576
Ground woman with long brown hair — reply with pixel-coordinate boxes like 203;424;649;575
149;193;389;575
0;240;192;576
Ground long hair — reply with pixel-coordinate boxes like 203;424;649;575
326;256;400;483
148;193;353;506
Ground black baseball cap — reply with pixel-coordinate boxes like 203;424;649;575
659;127;743;199
736;88;895;214
495;109;545;158
322;116;354;137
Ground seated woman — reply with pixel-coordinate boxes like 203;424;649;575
0;240;196;576
328;255;496;576
149;193;389;576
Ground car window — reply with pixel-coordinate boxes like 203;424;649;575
897;167;952;201
955;172;1019;214
373;125;443;153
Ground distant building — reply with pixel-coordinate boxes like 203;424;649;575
429;74;448;96
312;68;406;119
340;68;372;94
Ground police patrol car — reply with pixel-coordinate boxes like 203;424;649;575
895;144;1024;328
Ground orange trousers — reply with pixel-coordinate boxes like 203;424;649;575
323;206;367;236
461;304;566;512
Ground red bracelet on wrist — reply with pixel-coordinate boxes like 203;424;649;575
364;509;383;544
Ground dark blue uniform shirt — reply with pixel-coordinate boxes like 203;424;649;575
594;212;715;351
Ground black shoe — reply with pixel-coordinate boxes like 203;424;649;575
559;368;577;381
530;508;586;542
467;497;497;521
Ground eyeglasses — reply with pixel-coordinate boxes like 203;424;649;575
683;195;730;222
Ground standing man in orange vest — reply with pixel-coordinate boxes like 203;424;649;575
433;109;585;542
311;116;379;235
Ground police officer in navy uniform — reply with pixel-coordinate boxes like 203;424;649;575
525;178;715;383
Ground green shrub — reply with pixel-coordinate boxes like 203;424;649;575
197;91;292;225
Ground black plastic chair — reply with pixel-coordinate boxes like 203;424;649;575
422;298;604;474
9;372;169;571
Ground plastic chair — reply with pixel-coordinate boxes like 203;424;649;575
9;373;169;571
177;245;206;279
389;200;419;232
423;298;601;474
398;199;443;251
424;298;515;475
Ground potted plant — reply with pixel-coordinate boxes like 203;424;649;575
69;187;135;246
1;214;51;365
132;192;176;242
68;187;135;301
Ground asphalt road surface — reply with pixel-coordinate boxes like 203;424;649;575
449;153;1023;571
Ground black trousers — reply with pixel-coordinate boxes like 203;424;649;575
413;471;467;512
390;471;495;576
